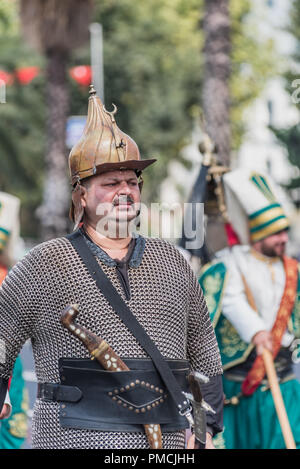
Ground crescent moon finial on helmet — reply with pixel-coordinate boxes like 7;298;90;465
103;103;118;123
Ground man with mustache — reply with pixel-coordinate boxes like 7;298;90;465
0;86;223;449
199;168;300;449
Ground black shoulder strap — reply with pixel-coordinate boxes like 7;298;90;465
66;230;191;417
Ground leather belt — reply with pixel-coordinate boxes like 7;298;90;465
37;357;190;432
37;383;82;403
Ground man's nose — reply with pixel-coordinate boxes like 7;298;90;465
118;181;131;194
279;230;289;243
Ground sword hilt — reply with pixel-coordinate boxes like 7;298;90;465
60;304;128;370
186;371;215;449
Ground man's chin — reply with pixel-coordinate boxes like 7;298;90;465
114;207;138;221
101;215;139;237
276;249;286;258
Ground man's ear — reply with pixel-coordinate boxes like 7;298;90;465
71;184;86;231
79;185;87;208
138;175;144;193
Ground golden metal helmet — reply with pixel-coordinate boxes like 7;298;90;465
69;85;156;186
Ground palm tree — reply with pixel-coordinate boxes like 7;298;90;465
196;0;231;259
20;0;93;239
202;0;231;167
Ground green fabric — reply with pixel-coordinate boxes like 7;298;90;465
250;173;277;204
199;262;252;370
199;258;300;449
199;261;300;370
198;262;227;326
249;215;287;234
289;265;300;338
0;355;28;449
249;203;281;219
214;376;300;449
0;227;10;236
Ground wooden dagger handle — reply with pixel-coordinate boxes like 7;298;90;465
60;305;163;449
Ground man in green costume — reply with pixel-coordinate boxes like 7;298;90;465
199;168;300;449
0;191;28;449
0;356;28;449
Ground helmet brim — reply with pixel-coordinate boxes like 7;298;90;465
71;158;156;186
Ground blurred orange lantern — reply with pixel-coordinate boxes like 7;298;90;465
69;65;92;86
0;70;14;85
16;66;40;85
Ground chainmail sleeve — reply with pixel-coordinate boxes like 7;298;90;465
0;245;44;381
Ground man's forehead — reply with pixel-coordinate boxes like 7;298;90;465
262;228;289;242
100;169;138;181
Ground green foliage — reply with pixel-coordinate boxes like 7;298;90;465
90;0;277;197
269;0;300;200
0;0;19;36
270;124;300;191
0;12;46;237
230;0;277;150
90;0;203;202
283;0;300;112
288;0;300;46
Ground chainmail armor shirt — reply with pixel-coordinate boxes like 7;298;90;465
0;235;222;449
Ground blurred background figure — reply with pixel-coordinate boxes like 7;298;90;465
0;192;28;449
199;169;300;449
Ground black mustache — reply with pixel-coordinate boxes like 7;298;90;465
113;196;135;206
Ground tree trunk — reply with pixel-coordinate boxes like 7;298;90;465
201;0;231;256
37;49;70;240
202;0;231;167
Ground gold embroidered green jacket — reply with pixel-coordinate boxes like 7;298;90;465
199;260;300;370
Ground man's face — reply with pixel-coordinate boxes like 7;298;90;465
253;229;289;258
80;169;141;236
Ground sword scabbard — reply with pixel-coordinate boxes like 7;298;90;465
187;371;211;450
